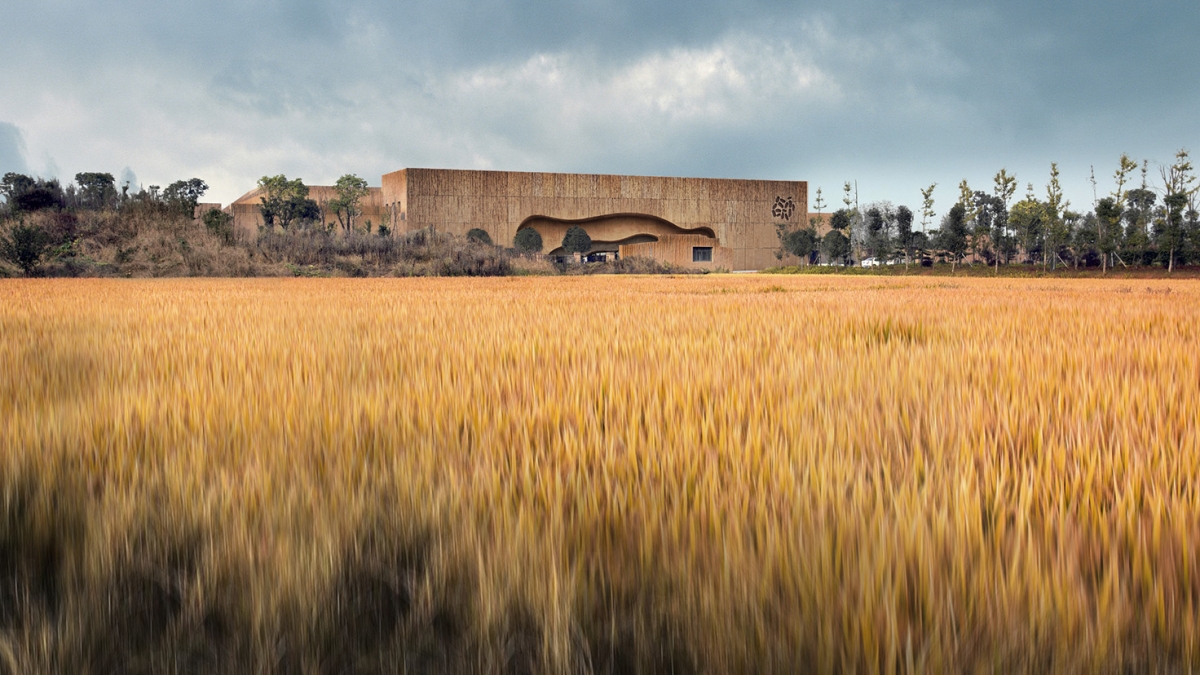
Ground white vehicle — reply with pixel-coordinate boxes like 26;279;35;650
861;257;880;268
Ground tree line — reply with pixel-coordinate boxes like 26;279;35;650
778;150;1200;273
0;171;395;275
5;153;1199;276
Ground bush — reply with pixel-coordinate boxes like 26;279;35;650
254;228;512;277
465;228;492;245
513;228;543;254
562;225;591;255
1;222;51;275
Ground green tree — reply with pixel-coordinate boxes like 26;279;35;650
911;230;931;264
561;225;591;255
809;187;826;230
74;172;117;210
958;180;987;262
1124;177;1157;265
779;226;819;264
1044;163;1069;270
1111;154;1138;209
258;175;318;231
864;205;893;260
1;222;50;275
957;180;976;225
896;205;914;267
1157;193;1188;273
842;181;861;256
829;208;852;233
971;191;1006;270
1061;210;1084;268
2;173;64;212
821;229;850;265
1095;197;1124;273
163;178;208;217
1009;199;1046;264
330;174;369;232
919;183;936;232
1150;151;1197;272
513;227;543;254
993;169;1017;209
1;172;34;203
1097;154;1139;271
1074;212;1099;268
937;203;969;272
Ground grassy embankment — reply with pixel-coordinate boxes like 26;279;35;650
2;276;1199;674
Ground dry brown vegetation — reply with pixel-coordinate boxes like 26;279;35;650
0;209;688;279
2;276;1199;674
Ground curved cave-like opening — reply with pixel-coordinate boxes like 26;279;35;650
518;213;715;255
545;233;661;256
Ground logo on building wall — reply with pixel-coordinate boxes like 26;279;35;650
772;196;795;220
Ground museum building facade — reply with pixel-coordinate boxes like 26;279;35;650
228;168;807;271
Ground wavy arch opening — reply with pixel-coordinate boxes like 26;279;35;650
517;213;716;254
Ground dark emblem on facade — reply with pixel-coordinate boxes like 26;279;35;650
772;196;795;220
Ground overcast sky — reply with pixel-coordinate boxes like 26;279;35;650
1;0;1197;215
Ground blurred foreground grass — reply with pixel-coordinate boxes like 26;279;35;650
2;276;1199;674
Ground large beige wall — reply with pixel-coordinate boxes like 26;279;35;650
381;169;806;270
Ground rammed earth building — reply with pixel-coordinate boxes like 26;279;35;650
228;169;808;271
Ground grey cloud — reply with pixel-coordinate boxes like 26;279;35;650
1;0;1197;209
0;122;28;176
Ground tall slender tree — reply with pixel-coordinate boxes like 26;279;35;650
937;203;969;272
809;187;826;230
920;183;936;232
1044;163;1069;270
896;205;914;268
1095;197;1123;274
991;170;1017;271
994;169;1017;209
330;174;370;232
1159;149;1198;272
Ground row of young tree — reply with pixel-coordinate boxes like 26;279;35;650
778;150;1200;272
0;170;382;234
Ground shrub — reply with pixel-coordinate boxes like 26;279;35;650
466;228;492;245
1;222;51;275
561;225;591;255
513;228;543;254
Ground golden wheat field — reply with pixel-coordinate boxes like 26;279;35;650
2;275;1199;674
